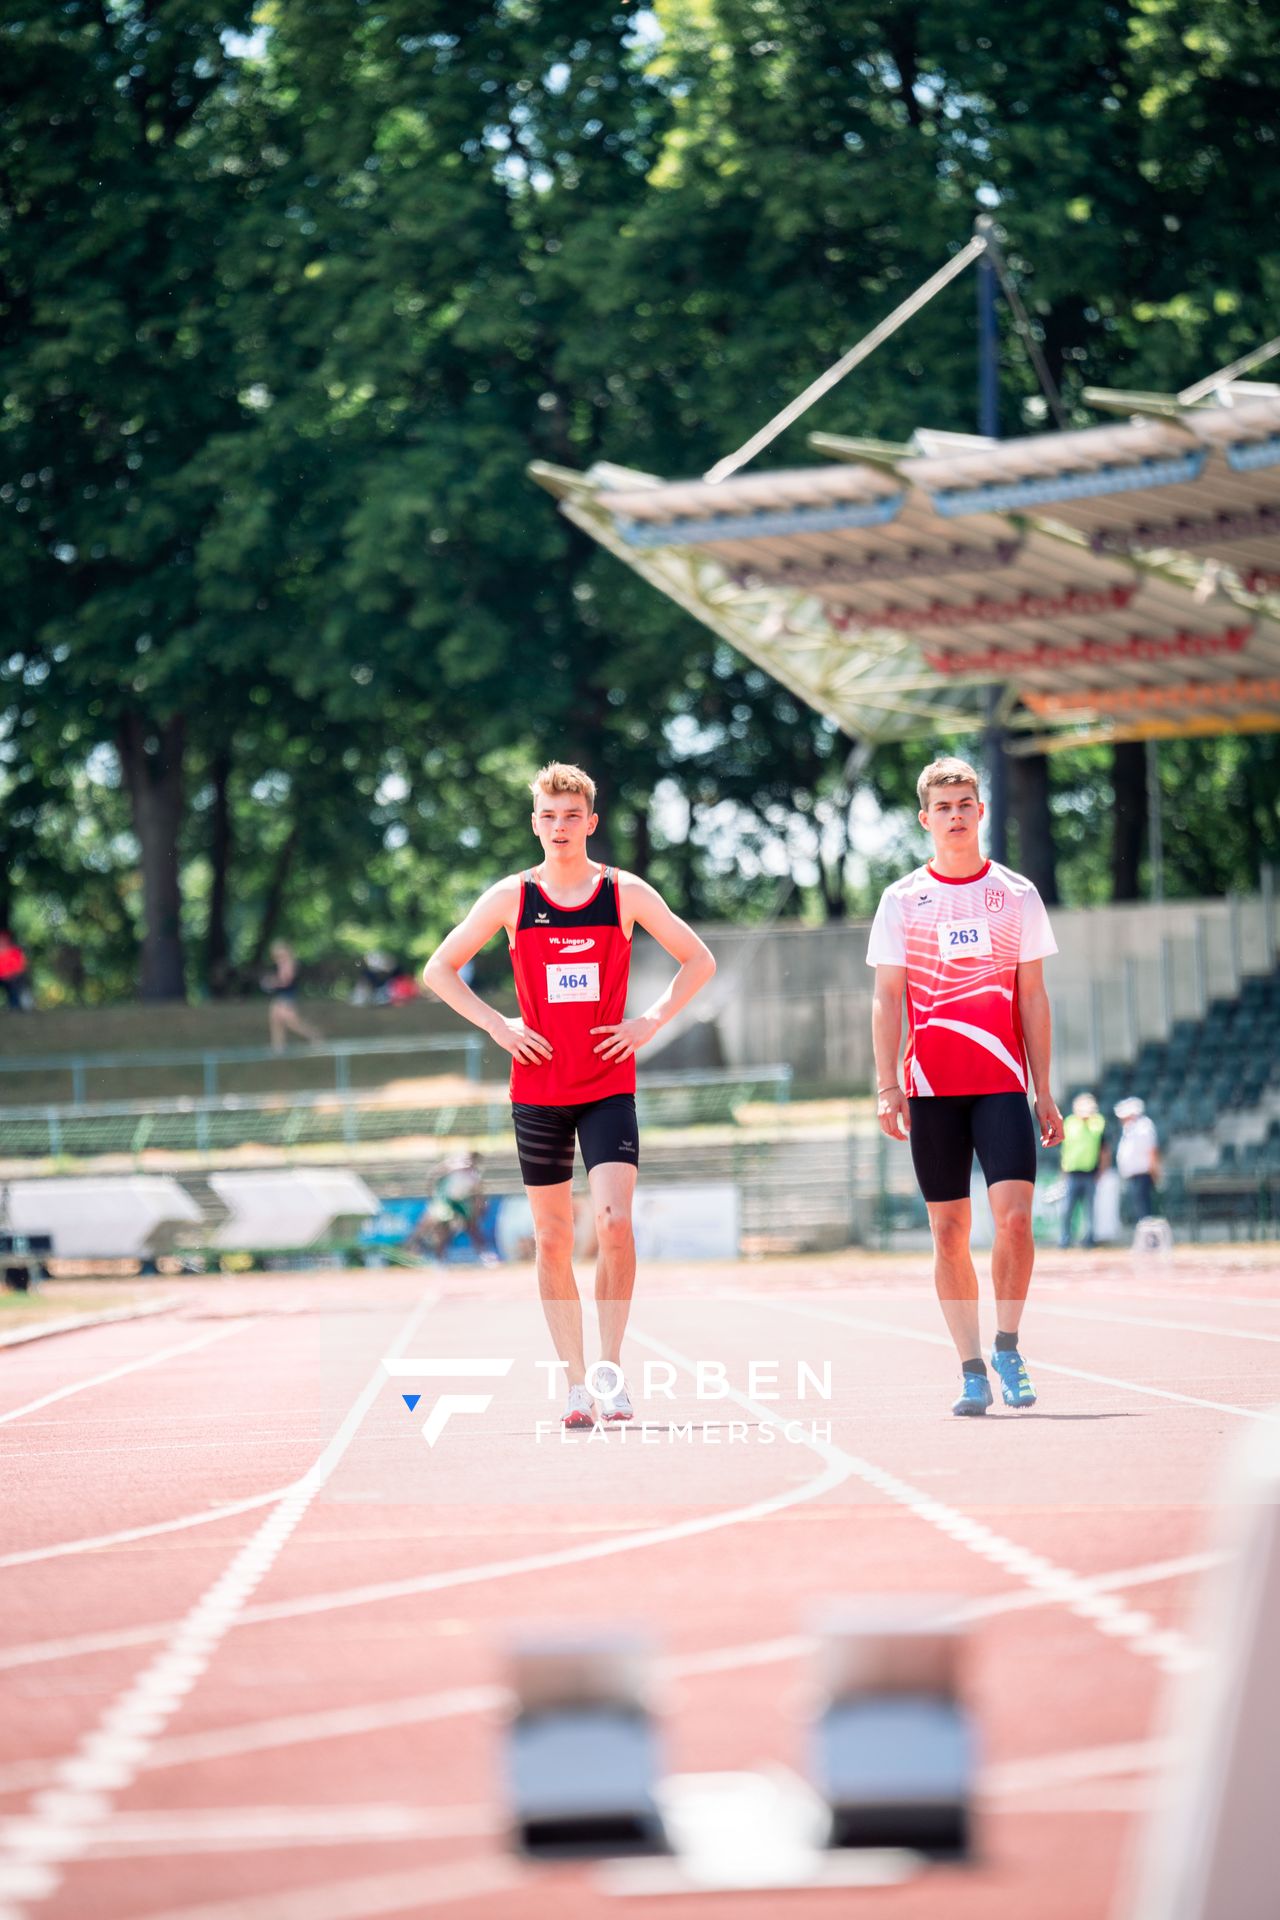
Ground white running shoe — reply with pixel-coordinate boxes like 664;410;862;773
562;1383;596;1429
599;1384;634;1424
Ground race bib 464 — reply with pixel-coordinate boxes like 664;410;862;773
546;962;601;1003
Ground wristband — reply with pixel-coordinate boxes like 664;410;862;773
876;1083;900;1096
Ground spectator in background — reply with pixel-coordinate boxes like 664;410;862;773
408;1152;495;1264
385;963;421;1005
1058;1091;1107;1248
353;951;395;1005
0;930;30;1011
1115;1097;1161;1221
262;941;321;1052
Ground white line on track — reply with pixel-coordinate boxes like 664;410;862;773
981;1736;1170;1798
1035;1302;1280;1344
755;1295;1280;1422
628;1324;1199;1676
0;1324;248;1429
83;1803;499;1854
0;1486;302;1572
0;1289;446;1916
0;1454;862;1683
0;1546;1218;1801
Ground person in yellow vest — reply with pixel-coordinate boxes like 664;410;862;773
1059;1091;1107;1249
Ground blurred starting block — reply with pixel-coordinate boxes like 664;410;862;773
810;1601;973;1857
506;1633;668;1859
505;1606;973;1896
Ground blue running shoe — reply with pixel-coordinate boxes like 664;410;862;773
990;1345;1037;1408
952;1372;993;1417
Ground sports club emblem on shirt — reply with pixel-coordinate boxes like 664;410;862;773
984;887;1005;913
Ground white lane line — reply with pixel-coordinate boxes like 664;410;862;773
0;1290;443;1915
0;1551;1220;1804
1036;1303;1280;1344
755;1295;1280;1422
0;1325;247;1429
0;1486;302;1572
629;1325;1198;1676
83;1803;499;1855
0;1548;1217;1803
981;1737;1171;1798
964;1548;1224;1621
141;1859;521;1920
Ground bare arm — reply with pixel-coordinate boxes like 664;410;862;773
1017;958;1064;1147
872;965;910;1139
422;877;551;1067
593;876;717;1063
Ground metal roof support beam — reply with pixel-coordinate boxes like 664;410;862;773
1179;335;1280;406
703;232;989;485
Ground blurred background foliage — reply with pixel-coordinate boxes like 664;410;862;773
2;0;1278;998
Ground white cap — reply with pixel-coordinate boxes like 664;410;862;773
1115;1097;1146;1120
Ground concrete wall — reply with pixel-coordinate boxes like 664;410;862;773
631;878;1277;1092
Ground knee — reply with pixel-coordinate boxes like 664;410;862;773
535;1219;574;1265
930;1210;969;1259
993;1199;1034;1243
594;1204;634;1253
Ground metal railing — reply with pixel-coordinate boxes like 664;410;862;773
0;1033;486;1105
0;1065;792;1162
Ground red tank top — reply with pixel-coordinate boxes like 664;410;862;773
507;866;634;1105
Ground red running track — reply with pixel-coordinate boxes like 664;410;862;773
1;1247;1278;1920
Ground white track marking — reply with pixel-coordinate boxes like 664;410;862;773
140;1860;521;1920
628;1325;1198;1676
0;1620;185;1675
0;1324;247;1428
982;1737;1171;1798
0;1486;1221;1694
0;1290;443;1915
126;1686;504;1779
0;1486;301;1572
1036;1303;1280;1344
755;1296;1280;1422
0;1548;1217;1804
83;1803;499;1855
0;1690;506;1799
964;1549;1224;1621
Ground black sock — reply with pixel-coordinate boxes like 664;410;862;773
962;1358;987;1376
994;1331;1020;1354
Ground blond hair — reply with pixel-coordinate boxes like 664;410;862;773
917;755;980;809
530;761;597;811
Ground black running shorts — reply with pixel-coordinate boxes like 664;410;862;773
908;1091;1038;1203
511;1094;639;1187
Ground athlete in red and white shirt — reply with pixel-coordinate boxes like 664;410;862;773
869;756;1064;1417
424;763;716;1430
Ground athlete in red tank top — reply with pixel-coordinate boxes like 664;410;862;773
508;864;634;1105
423;764;716;1433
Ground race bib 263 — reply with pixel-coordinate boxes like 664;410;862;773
937;918;992;960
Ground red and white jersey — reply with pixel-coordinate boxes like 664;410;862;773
507;866;634;1105
866;859;1056;1097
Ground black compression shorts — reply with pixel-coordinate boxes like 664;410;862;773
511;1094;639;1187
908;1091;1038;1203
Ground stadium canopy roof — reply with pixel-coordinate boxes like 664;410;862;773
529;383;1280;754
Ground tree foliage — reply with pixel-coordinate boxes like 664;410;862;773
2;1;1277;999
